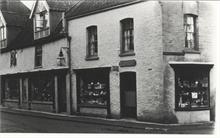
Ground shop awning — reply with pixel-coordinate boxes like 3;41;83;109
169;61;214;71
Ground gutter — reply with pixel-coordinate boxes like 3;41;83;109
66;0;146;21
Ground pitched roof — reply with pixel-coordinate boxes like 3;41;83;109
65;0;144;19
0;0;30;15
0;0;30;27
46;0;80;11
1;11;29;27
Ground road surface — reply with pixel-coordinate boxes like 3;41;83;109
0;111;215;134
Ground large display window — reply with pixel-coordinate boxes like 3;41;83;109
4;78;19;100
174;66;212;111
77;69;109;108
30;75;54;102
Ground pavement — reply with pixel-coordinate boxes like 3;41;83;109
0;106;215;134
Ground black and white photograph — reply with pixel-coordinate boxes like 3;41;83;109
0;0;219;137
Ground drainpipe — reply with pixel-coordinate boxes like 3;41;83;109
63;11;73;114
67;35;72;114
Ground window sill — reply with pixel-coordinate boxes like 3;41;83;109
175;107;210;111
34;66;42;69
85;56;99;61
119;51;135;57
183;48;201;54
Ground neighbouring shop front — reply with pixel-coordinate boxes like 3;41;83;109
0;69;68;113
75;67;111;117
170;62;214;123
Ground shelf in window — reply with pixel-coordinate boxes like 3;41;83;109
4;99;19;103
78;103;107;108
31;101;53;105
81;94;107;98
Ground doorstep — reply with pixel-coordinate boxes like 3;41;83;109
0;106;214;131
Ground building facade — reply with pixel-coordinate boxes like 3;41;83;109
0;0;217;124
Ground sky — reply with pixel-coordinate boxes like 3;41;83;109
21;0;35;9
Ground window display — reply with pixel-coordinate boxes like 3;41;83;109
30;76;54;102
176;71;209;110
80;81;108;106
78;70;109;108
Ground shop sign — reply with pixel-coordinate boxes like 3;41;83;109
119;60;136;67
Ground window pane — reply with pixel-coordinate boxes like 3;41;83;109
30;76;54;102
35;46;42;67
79;71;108;107
87;26;98;56
176;71;209;109
121;18;134;53
184;15;196;49
5;78;19;100
10;50;17;67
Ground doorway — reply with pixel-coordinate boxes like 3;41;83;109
120;72;137;118
58;75;67;113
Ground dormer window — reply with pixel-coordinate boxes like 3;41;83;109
34;10;50;39
0;21;6;49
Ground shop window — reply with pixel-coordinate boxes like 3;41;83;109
30;75;54;102
10;50;17;67
86;26;98;58
35;46;42;68
184;14;198;50
0;22;6;49
175;70;209;110
120;18;134;55
4;78;19;100
78;70;109;107
34;10;50;39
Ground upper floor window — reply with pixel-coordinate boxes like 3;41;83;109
120;18;134;55
10;50;17;67
35;46;42;68
0;22;6;49
34;11;50;39
86;26;98;59
184;14;198;50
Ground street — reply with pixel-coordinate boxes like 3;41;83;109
0;111;148;133
0;111;215;134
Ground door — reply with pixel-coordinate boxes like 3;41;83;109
120;72;136;118
58;75;67;113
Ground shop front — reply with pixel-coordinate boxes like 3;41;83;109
170;62;213;123
75;67;111;117
1;69;68;113
1;75;20;108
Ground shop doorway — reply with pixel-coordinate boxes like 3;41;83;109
120;72;137;118
58;75;67;113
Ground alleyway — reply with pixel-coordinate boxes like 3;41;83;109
0;110;215;134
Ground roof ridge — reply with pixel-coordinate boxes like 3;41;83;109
1;10;30;16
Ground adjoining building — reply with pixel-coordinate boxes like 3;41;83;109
0;0;75;113
0;0;217;124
